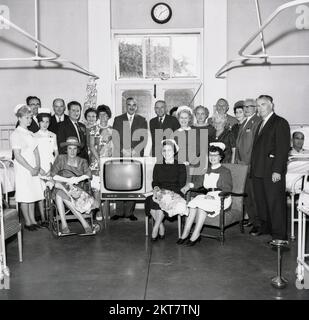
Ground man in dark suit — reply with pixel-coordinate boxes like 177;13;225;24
235;99;262;230
149;100;180;157
16;96;41;132
48;98;69;134
250;95;290;241
57;101;89;162
111;97;148;221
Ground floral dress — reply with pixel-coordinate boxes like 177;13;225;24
89;125;113;173
50;155;99;214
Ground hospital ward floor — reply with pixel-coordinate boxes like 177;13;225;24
1;208;309;300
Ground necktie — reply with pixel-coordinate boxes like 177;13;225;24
129;116;133;128
74;122;81;142
258;120;265;135
159;117;163;128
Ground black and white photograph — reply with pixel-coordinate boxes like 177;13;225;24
1;0;309;305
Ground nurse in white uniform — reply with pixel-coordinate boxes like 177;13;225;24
34;108;58;227
10;104;44;231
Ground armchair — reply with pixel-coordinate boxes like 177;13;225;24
185;163;248;244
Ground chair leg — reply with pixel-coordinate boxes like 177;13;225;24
178;215;181;238
291;193;295;240
145;216;149;236
17;230;23;262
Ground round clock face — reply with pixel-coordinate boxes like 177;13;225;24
151;3;172;24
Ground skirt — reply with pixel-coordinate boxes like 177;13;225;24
187;191;232;217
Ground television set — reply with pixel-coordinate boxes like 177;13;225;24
100;157;157;200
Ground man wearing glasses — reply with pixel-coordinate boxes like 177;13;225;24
16;96;41;132
235;98;262;231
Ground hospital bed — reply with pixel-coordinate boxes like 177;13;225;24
286;125;309;240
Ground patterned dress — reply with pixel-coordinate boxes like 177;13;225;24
50;155;98;214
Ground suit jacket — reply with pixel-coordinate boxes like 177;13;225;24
250;113;290;178
48;114;70;134
149;114;180;156
112;113;148;157
16;118;39;133
57;118;89;162
236;114;262;165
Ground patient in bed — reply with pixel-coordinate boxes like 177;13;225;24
286;131;309;193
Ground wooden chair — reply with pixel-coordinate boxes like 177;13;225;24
1;184;22;289
185;163;248;244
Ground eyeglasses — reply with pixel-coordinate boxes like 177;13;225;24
244;105;256;108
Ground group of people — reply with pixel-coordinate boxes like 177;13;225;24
9;93;293;244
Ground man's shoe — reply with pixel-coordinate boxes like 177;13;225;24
110;215;121;220
243;220;253;227
128;215;138;221
249;227;262;236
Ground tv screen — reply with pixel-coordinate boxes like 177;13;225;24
103;159;143;191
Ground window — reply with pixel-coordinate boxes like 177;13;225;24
116;34;200;80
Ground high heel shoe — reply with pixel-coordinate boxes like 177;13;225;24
158;234;165;240
151;235;159;242
176;236;189;245
186;236;201;246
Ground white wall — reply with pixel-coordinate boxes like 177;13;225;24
111;0;204;29
0;0;89;124
226;0;309;124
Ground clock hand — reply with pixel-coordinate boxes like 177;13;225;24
158;9;168;18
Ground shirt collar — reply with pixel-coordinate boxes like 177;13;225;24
127;113;135;120
158;115;166;122
262;111;274;124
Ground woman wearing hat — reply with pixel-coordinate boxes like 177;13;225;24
144;139;187;241
34;107;58;227
10;104;45;231
50;137;99;234
177;142;232;246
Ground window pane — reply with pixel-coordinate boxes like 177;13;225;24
122;90;152;121
146;37;170;78
172;36;198;77
164;89;195;112
118;38;143;78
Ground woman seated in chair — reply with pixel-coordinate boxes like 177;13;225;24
145;139;188;241
178;142;232;246
50;137;99;234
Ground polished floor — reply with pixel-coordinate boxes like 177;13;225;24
1;208;309;300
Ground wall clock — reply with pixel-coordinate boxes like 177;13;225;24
151;3;172;24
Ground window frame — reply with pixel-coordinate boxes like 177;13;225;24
112;28;203;82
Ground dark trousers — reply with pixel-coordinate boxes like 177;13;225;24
115;201;136;217
252;175;287;240
245;175;259;227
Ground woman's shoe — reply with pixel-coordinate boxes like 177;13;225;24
176;236;189;245
151;235;159;242
158;233;165;239
61;226;71;235
186;236;201;246
84;226;93;234
25;225;34;231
